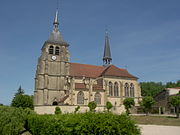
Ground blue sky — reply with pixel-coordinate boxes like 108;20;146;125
0;0;180;105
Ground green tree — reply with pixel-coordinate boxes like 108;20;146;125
140;82;165;97
11;94;33;109
123;98;135;115
74;106;80;113
140;96;155;115
106;101;113;112
55;107;62;114
88;101;97;112
170;95;180;118
15;85;24;96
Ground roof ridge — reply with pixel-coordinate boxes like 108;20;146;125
70;62;103;68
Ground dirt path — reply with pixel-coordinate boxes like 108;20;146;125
139;125;180;135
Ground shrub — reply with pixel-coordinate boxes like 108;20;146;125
54;107;62;114
88;101;97;112
123;98;135;115
27;113;140;135
0;106;34;135
106;101;113;112
74;105;80;113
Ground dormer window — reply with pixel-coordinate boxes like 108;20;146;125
55;47;60;55
49;46;54;54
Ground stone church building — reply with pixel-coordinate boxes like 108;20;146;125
34;10;142;114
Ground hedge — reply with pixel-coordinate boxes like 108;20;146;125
0;106;34;135
27;112;140;135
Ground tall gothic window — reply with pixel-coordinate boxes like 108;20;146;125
55;46;60;55
114;82;119;96
77;91;84;104
124;83;129;97
94;92;101;104
49;46;54;54
130;83;135;97
109;82;113;96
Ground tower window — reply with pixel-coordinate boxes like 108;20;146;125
55;47;60;55
49;46;54;54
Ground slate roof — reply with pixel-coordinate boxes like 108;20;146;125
103;32;112;60
46;10;68;46
70;63;138;79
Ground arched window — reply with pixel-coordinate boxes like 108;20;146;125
77;91;84;104
109;82;113;96
124;83;129;97
130;83;135;97
94;92;101;104
55;46;60;55
49;46;54;54
114;82;119;96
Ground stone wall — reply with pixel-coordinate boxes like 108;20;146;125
34;105;126;114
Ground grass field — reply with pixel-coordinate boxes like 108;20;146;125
132;115;180;126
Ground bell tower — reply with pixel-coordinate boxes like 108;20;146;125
34;10;71;106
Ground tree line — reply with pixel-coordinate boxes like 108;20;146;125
140;80;180;97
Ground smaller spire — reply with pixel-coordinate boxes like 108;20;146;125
103;30;112;66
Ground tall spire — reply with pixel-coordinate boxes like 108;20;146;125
103;31;112;65
46;9;68;46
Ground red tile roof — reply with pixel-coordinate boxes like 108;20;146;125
93;84;104;90
75;83;86;89
70;63;137;79
100;65;138;79
75;83;104;90
70;63;104;78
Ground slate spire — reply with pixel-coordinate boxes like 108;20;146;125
46;9;68;46
103;31;112;65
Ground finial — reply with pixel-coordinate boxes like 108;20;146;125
105;29;108;36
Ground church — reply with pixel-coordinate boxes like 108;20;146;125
34;10;142;114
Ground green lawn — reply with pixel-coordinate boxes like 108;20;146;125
131;115;180;126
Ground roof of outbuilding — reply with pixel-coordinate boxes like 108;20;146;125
70;63;138;79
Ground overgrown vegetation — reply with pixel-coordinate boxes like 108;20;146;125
123;98;135;115
140;80;180;97
27;113;140;135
